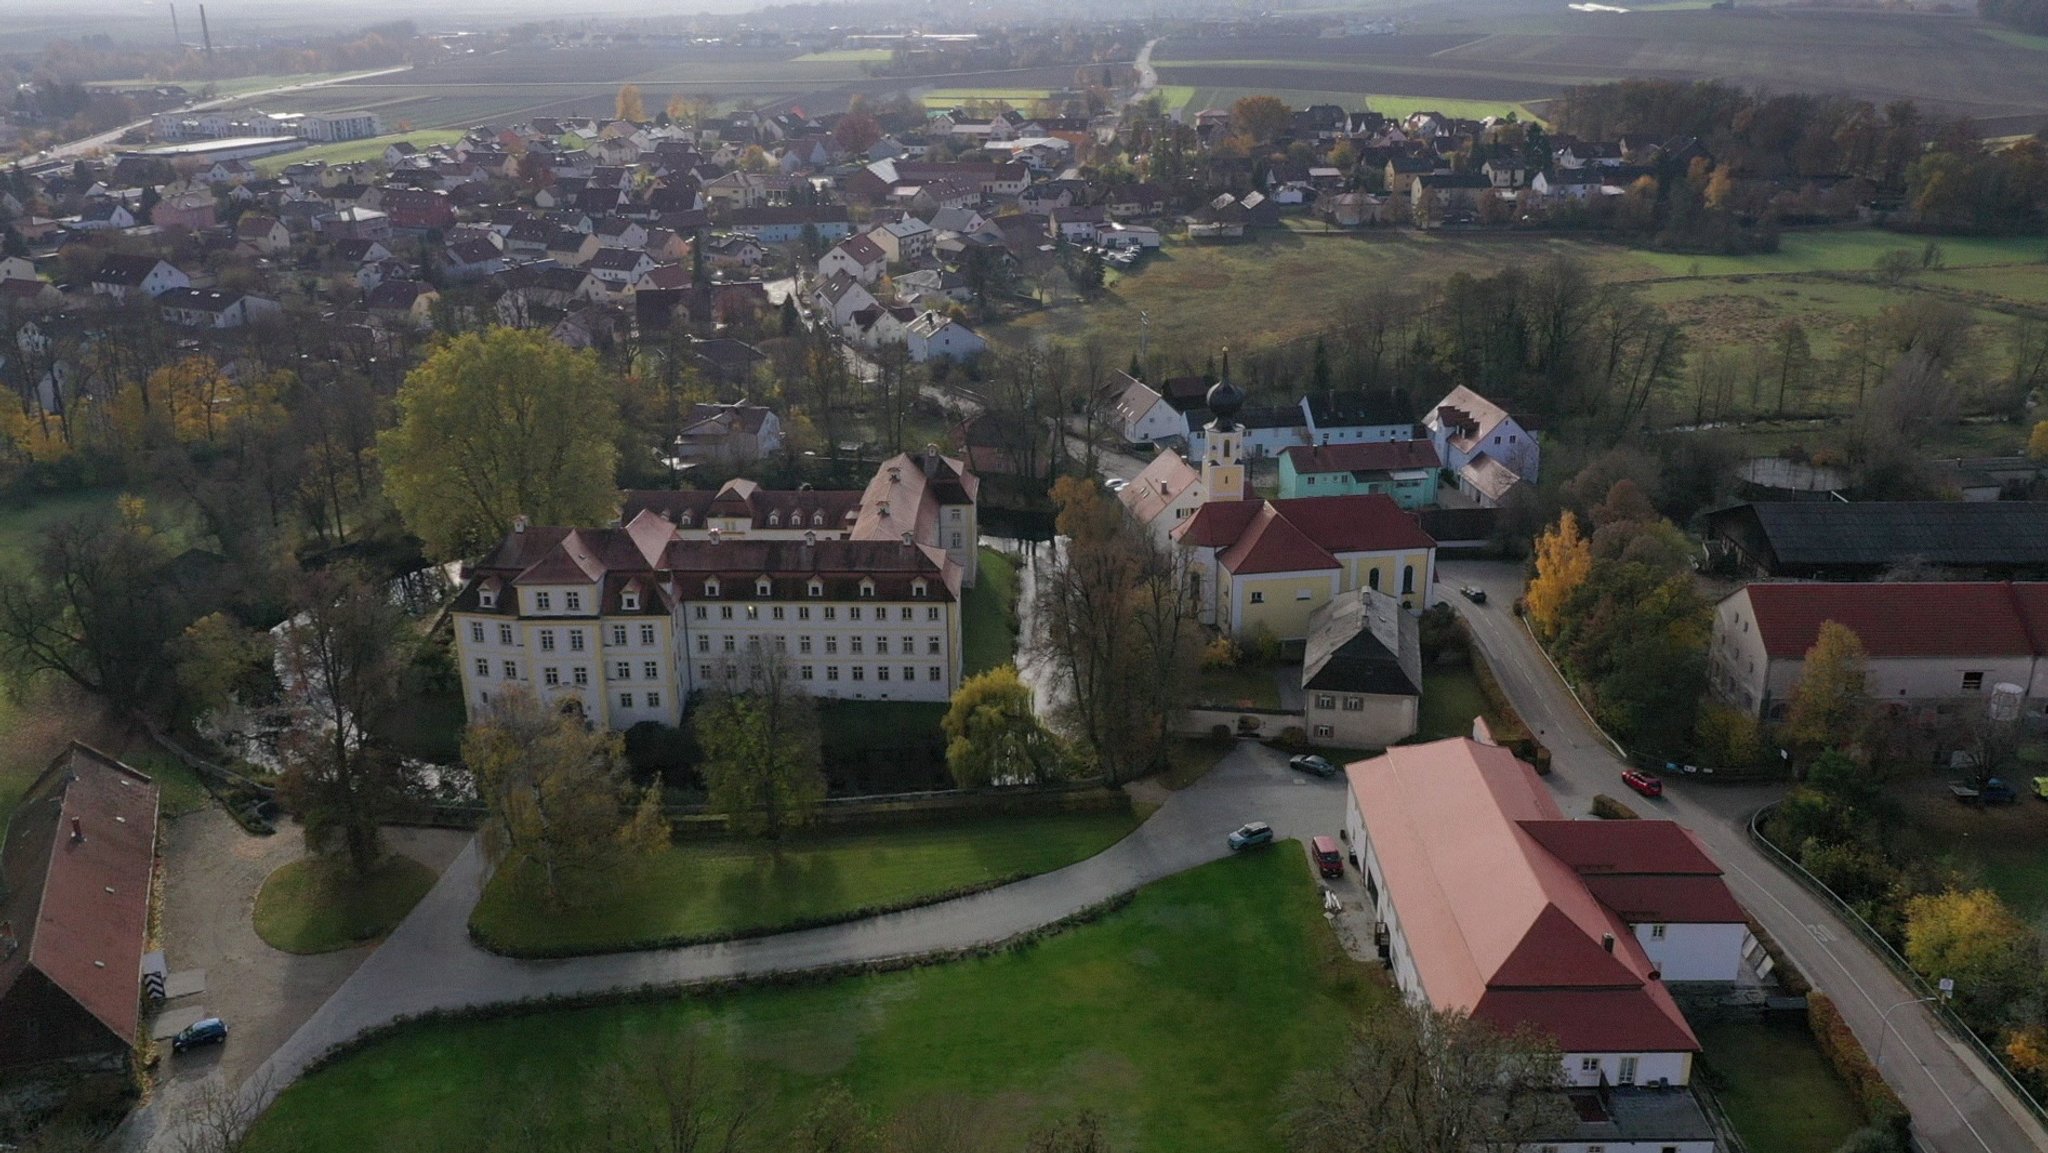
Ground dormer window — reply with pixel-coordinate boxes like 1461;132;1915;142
812;511;824;526
859;580;876;599
479;587;498;609
912;580;928;598
621;590;640;611
704;579;720;597
768;512;780;527
808;579;824;598
756;578;772;597
680;512;692;526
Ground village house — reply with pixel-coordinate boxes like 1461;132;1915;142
1425;385;1541;506
668;402;784;470
1277;441;1442;507
89;254;189;301
905;311;987;363
157;288;282;329
1300;588;1422;748
812;272;881;331
1711;581;2048;722
1300;390;1421;445
725;206;851;245
151;190;218;231
234;214;291;256
1109;373;1191;446
1701;501;2048;580
1117;448;1207;547
872;217;935;264
818;233;889;286
585;249;658;296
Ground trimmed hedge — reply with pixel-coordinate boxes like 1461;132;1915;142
469;872;1040;959
1809;993;1911;1139
1590;793;1641;821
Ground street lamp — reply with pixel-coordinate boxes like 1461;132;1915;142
1876;978;1954;1070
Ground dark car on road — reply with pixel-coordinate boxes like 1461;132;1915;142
172;1017;228;1054
1311;835;1345;878
1289;754;1338;779
1227;822;1274;851
1621;768;1664;798
1459;585;1487;604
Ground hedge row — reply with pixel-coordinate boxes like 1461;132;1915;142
469;872;1039;959
1590;793;1641;821
305;890;1142;1079
1809;993;1912;1139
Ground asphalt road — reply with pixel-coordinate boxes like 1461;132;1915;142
1438;558;2048;1153
38;68;411;164
138;742;1343;1151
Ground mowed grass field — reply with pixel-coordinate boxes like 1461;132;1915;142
247;849;1388;1153
993;228;2048;423
254;129;466;174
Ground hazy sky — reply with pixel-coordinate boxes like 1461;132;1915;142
4;0;769;41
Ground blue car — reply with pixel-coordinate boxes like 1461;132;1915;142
172;1017;228;1054
1227;822;1274;851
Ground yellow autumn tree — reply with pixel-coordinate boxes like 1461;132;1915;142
1904;888;2041;1034
2028;419;2048;461
1780;620;1871;752
615;84;646;122
1526;510;1592;638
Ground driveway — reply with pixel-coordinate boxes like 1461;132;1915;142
1436;559;2048;1153
120;814;467;1151
167;741;1346;1147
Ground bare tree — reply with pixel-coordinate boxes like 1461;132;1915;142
592;1031;759;1153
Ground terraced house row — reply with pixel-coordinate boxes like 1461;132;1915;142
449;452;978;729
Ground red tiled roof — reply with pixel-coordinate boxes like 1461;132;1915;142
1582;875;1749;925
1474;988;1701;1053
1;745;160;1050
1741;582;2048;660
1281;440;1441;475
1269;495;1438;553
1517;820;1724;876
1172;494;1436;569
1219;503;1339;574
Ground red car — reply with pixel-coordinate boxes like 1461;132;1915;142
1621;769;1664;798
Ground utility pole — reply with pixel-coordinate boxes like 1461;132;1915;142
1138;310;1149;366
199;5;215;73
171;4;183;48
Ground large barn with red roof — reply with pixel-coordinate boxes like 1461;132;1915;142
1341;738;1754;1107
1712;581;2048;720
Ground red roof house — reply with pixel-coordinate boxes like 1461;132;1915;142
1;744;160;1070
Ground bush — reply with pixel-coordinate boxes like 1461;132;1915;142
1590;793;1641;820
1200;635;1241;670
1809;993;1911;1139
1693;703;1766;768
622;721;696;788
1832;1124;1909;1153
1272;726;1308;752
1209;723;1235;745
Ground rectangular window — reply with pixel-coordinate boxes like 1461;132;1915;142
700;665;713;680
640;625;656;645
720;606;734;620
746;605;758;621
1650;924;1667;940
570;631;586;652
876;637;889;655
475;658;489;677
615;662;631;680
503;661;518;679
644;661;659;679
1296;589;1312;601
798;607;812;621
499;624;515;645
824;607;838;621
1580;1058;1600;1072
801;666;814;680
852;637;865;654
535;592;552;610
565;591;582;611
544;667;560;686
1314;724;1333;738
878;666;890;682
1343;696;1363;712
539;630;556;652
646;691;660;708
826;637;839;654
697;635;710;653
693;606;708;621
930;666;942;681
772;606;785;621
573;667;589;686
1316;694;1336;710
928;638;941;655
827;666;839;681
800;637;813;653
900;607;913;620
850;606;863;621
613;625;629;644
619;692;633;708
470;622;485;643
852;666;865;681
904;665;916;682
1250;591;1264;604
927;606;941;622
1963;671;1985;692
723;637;736;653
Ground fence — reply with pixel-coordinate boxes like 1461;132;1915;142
1748;802;2048;1128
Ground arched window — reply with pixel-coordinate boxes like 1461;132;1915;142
1401;565;1415;595
1367;568;1380;591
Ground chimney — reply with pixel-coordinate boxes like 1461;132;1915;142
803;530;816;547
924;445;940;476
878;500;890;517
889;466;901;483
513;514;529;533
708;526;721;544
902;531;914;546
1601;933;1615;954
70;817;84;843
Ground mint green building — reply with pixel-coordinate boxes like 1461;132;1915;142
1278;441;1442;509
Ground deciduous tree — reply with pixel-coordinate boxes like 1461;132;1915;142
616;84;646;122
942;665;1064;788
378;328;622;560
1230;95;1291;145
1904;888;2042;1035
1782;621;1872;753
691;655;826;839
1525;511;1591;638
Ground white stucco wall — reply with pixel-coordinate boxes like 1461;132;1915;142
1563;1051;1691;1089
1633;922;1751;983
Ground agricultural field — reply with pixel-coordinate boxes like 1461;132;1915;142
1152;11;2048;132
989;228;2048;426
253;129;466;174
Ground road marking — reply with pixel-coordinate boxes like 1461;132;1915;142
1809;922;1837;944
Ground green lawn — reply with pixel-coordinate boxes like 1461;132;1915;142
920;89;1057;108
253;855;438;954
249;848;1386;1152
1417;664;1488;742
470;810;1142;955
1695;1016;1865;1153
790;48;892;63
253;129;466;174
1193;663;1285;710
961;547;1020;678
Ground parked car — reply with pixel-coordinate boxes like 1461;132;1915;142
1227;821;1274;851
1311;835;1345;878
1620;768;1664;798
1459;585;1487;605
1289;753;1337;779
1105;477;1129;492
172;1017;228;1054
